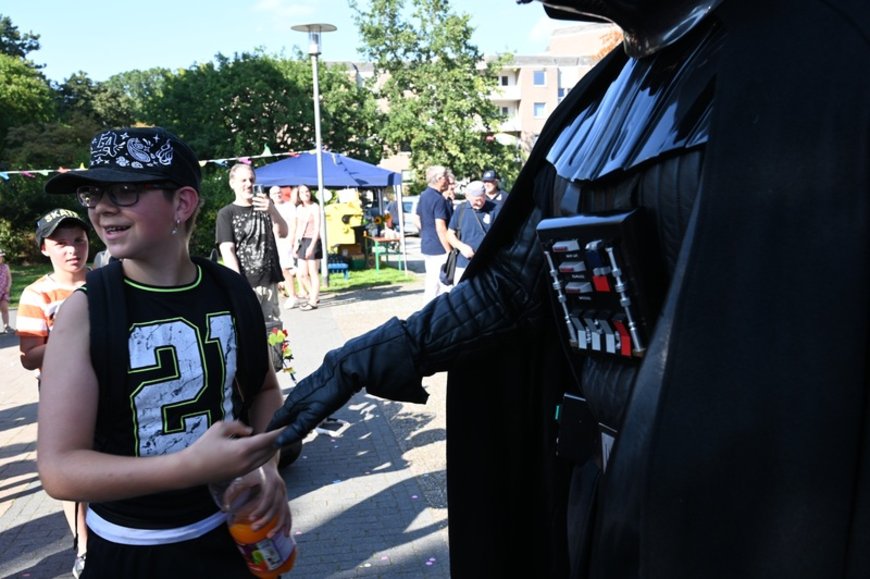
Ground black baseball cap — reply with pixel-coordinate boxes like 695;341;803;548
35;208;89;247
482;169;498;181
44;127;201;195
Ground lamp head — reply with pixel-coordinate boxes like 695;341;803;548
291;23;337;56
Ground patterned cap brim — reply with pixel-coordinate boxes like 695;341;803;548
44;167;177;195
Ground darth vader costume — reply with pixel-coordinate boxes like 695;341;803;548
269;0;870;576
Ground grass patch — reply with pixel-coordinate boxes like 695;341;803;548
323;264;419;292
8;263;51;309
6;262;419;309
9;263;419;309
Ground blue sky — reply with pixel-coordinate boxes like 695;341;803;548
5;0;576;83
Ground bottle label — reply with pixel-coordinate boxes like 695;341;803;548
237;533;296;572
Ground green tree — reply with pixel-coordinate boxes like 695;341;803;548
273;55;385;163
350;0;520;185
56;72;96;116
3;70;141;170
101;67;171;125
3;119;97;169
0;54;55;160
0;14;40;61
54;71;150;128
151;52;314;160
151;51;383;164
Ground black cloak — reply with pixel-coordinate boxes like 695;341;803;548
444;0;870;577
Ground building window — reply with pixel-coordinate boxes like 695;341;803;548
533;102;546;118
501;106;510;116
533;70;546;86
557;87;567;103
500;75;509;86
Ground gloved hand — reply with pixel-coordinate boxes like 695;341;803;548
268;204;549;448
267;317;427;446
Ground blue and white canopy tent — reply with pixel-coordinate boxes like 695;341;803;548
255;151;407;270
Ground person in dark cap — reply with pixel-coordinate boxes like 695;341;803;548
268;1;869;577
481;169;507;204
36;127;291;578
18;208;91;372
17;207;91;576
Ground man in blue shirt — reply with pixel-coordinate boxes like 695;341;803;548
415;165;453;302
446;181;499;282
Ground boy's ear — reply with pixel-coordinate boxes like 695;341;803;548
175;186;200;221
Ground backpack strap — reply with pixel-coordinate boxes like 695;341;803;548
86;260;127;451
471;206;486;233
455;204;466;241
193;256;269;422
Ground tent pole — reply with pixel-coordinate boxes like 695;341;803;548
397;183;407;273
311;52;329;288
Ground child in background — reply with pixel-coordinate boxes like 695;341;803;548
16;208;91;577
36;127;289;578
0;249;11;333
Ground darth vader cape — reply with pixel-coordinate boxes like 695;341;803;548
443;0;869;577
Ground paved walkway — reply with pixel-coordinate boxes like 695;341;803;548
0;267;451;578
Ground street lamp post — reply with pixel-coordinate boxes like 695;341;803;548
292;22;336;287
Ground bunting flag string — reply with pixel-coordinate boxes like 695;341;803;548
0;145;300;183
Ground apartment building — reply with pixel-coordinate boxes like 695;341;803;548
335;22;620;173
490;22;620;152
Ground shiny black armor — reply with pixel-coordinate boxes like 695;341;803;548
269;1;870;576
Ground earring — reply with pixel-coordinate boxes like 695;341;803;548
171;219;180;235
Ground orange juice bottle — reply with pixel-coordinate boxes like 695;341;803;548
227;510;297;578
211;467;297;578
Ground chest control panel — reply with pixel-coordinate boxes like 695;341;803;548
537;210;663;359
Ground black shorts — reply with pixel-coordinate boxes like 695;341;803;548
82;523;251;578
296;237;323;260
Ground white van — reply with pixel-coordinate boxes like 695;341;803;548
400;196;420;236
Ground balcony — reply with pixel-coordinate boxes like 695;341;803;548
499;117;522;132
490;85;522;102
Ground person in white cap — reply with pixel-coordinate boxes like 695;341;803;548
446;180;500;282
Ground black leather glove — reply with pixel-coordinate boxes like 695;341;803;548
269;203;550;447
268;317;427;446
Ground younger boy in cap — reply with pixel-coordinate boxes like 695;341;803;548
36;127;290;578
16;207;91;576
17;209;90;372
